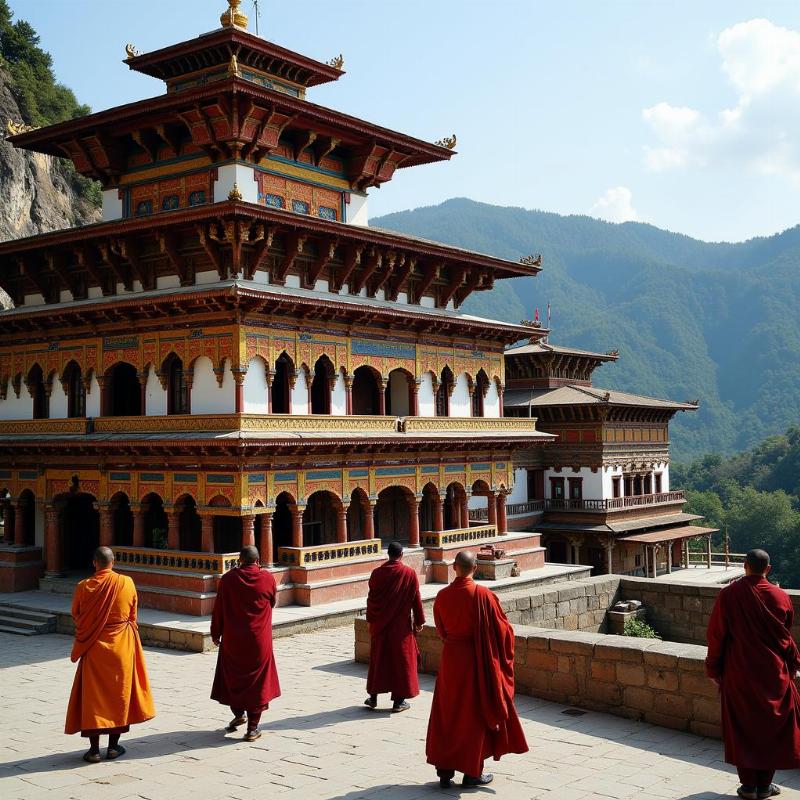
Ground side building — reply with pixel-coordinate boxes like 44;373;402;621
494;330;718;577
0;3;552;610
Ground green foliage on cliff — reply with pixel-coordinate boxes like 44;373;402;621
673;427;800;588
0;1;99;205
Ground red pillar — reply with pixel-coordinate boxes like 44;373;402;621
45;506;61;576
363;501;375;540
496;493;508;535
487;492;497;526
265;373;272;414
201;515;214;553
99;507;114;547
259;513;273;565
14;501;26;546
138;372;147;416
235;375;244;414
2;503;12;544
167;511;180;550
434;498;444;532
242;514;255;547
291;505;303;548
345;378;353;415
498;387;504;416
378;381;386;415
336;508;347;544
133;508;146;547
409;382;419;416
407;497;420;547
459;496;469;529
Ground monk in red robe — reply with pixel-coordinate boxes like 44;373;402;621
211;545;281;742
426;550;528;788
365;541;425;713
65;546;155;763
706;548;800;800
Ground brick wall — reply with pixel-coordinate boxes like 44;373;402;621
354;618;722;738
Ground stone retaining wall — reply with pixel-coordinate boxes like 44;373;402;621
354;617;722;738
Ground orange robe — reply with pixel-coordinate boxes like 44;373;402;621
65;569;155;735
426;576;528;776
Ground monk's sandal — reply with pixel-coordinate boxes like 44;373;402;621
82;751;102;764
758;785;781;799
738;788;757;800
243;729;261;742
392;701;411;713
106;745;126;760
226;716;246;732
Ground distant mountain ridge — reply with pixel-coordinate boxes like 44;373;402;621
373;198;800;461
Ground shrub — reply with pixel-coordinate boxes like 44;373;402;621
623;617;661;639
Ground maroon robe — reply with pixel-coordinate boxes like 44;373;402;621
211;564;281;713
366;559;425;698
706;574;800;770
426;577;528;776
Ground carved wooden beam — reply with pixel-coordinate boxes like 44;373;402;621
115;238;152;290
304;238;338;289
153;124;182;157
332;243;363;293
45;252;81;299
200;223;227;280
292;130;317;162
17;256;53;303
350;249;381;294
69;137;107;183
157;231;191;286
367;251;395;297
438;267;467;308
98;241;131;290
74;245;114;296
415;262;441;300
386;255;415;301
271;232;306;286
453;268;484;308
243;223;275;280
312;136;340;166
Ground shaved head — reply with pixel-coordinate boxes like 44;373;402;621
745;548;770;575
454;550;476;577
240;545;260;565
93;546;114;568
387;541;403;560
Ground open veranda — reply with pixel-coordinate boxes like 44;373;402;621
2;626;799;800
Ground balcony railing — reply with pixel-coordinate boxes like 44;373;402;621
545;491;685;513
112;546;239;574
402;416;538;433
421;524;498;548
469;500;544;521
276;538;382;567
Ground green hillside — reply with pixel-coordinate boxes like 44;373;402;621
374;198;800;461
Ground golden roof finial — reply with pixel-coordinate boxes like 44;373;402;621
327;54;344;70
228;53;241;78
435;134;457;150
125;43;139;60
221;0;248;29
228;183;243;201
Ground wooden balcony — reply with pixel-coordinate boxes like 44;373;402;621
421;524;498;548
276;538;382;567
402;417;538;433
112;546;239;574
0;418;89;435
544;491;685;513
469;500;544;522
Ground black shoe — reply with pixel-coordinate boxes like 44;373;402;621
758;786;781;799
439;777;452;789
364;696;377;710
392;701;411;713
82;750;102;764
437;770;455;789
106;745;126;760
463;773;493;787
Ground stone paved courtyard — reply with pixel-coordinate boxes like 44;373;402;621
1;628;799;800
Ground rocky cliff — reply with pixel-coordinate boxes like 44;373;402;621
0;68;100;307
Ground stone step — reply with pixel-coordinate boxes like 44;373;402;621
0;604;57;624
0;607;56;634
0;624;35;636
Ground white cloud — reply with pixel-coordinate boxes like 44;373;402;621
642;18;800;182
588;187;640;223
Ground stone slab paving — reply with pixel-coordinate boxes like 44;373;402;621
1;628;799;800
652;566;744;585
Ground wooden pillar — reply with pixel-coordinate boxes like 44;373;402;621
2;503;13;544
407;497;420;547
606;541;614;574
44;505;62;576
459;495;469;529
290;505;303;548
363;501;375;540
265;372;272;414
99;507;114;547
201;515;214;553
167;511;180;550
651;546;658;579
133;508;146;547
336;508;347;544
434;498;444;532
496;493;508;535
378;380;386;416
14;501;26;547
259;513;273;565
498;387;504;416
706;534;712;569
487;492;497;526
138;372;147;416
241;514;255;547
345;377;353;415
234;374;244;414
666;542;673;573
409;382;419;416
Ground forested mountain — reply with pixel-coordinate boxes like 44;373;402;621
375;198;800;461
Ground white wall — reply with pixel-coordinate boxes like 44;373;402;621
191;357;235;414
0;381;31;419
450;372;471;417
214;163;258;206
48;381;67;419
658;463;670;492
544;467;603;499
417;372;435;417
506;469;528;503
243;358;268;414
602;465;625;499
388;371;409;416
346;192;369;226
331;369;347;415
86;374;101;418
145;367;167;416
102;189;123;221
291;368;309;414
484;380;500;418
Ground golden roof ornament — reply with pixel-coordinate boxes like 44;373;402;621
435;134;457;150
221;0;248;29
228;183;243;201
228;53;241;78
125;43;140;60
5;119;37;137
327;54;344;70
519;253;542;267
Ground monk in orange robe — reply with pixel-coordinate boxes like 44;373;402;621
426;551;528;788
706;548;800;800
365;541;425;712
65;546;155;763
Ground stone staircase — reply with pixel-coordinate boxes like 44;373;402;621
0;604;57;636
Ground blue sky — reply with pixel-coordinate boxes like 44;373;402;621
11;0;800;242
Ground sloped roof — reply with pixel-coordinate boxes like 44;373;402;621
505;341;617;360
504;384;698;411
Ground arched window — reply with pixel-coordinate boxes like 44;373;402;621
63;362;86;418
472;370;489;418
104;363;141;417
164;354;189;415
385;369;411;416
435;366;453;417
271;353;292;414
310;356;333;415
27;365;48;419
352;366;380;415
